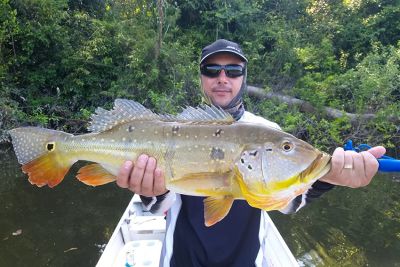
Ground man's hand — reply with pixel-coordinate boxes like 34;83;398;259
319;146;386;188
116;154;167;197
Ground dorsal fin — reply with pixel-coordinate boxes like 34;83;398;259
88;99;235;133
177;105;234;122
88;99;161;133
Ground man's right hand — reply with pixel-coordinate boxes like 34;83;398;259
116;154;167;197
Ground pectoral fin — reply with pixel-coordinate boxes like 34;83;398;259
76;164;116;186
168;171;233;195
203;196;234;227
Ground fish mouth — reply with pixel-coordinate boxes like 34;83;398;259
299;152;332;182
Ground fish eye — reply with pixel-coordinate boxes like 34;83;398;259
281;141;294;152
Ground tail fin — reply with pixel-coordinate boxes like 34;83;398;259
9;127;74;187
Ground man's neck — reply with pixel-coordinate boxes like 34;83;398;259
223;101;245;121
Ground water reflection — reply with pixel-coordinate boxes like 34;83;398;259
1;147;400;266
270;172;400;266
0;146;132;266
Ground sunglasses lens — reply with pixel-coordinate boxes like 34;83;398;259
225;65;244;77
201;65;222;77
201;64;245;78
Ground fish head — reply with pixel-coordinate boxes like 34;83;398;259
236;135;331;211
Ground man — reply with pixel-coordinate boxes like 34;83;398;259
116;39;386;266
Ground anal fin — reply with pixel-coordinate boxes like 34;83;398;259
203;196;234;227
77;164;116;186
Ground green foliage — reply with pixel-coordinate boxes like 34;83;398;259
0;0;19;81
328;43;400;113
1;3;399;266
0;0;398;154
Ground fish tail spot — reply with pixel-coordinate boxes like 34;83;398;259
46;142;56;152
9;127;72;165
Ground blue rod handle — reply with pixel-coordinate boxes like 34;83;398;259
344;140;400;172
377;158;400;172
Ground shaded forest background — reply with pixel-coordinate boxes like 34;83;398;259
0;0;399;154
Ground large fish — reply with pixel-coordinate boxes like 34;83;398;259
9;99;331;226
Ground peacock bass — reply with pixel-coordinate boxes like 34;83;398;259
9;99;331;226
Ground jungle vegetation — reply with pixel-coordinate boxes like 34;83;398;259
1;0;399;154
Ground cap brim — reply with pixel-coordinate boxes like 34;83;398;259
200;49;248;64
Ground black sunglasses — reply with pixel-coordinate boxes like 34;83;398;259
200;64;245;78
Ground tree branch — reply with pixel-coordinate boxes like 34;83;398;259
247;85;398;124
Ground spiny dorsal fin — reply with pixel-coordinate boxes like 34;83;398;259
88;99;161;133
177;105;234;122
88;99;234;133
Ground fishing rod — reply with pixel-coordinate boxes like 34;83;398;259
344;140;400;172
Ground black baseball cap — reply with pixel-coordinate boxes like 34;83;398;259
200;39;248;64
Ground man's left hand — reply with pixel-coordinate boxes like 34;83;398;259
319;146;386;188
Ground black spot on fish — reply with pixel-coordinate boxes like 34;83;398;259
247;164;253;170
249;150;258;157
265;148;272;152
214;129;222;137
128;126;134;132
240;158;245;164
210;147;224;160
172;125;180;135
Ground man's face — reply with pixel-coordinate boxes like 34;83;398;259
201;53;245;108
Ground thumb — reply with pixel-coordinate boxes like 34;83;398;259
367;146;386;159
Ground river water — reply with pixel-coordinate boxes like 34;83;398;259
0;146;399;266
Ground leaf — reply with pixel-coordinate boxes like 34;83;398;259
12;229;22;236
64;247;78;253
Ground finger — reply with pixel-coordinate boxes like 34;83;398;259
330;147;345;175
141;157;157;196
343;151;356;170
352;152;364;173
361;151;379;179
129;154;149;192
367;146;386;159
116;161;133;188
153;168;166;195
351;152;366;187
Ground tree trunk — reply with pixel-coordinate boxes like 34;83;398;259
247;85;398;124
155;0;164;60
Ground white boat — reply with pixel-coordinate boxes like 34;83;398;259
97;195;299;267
